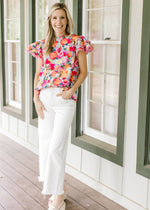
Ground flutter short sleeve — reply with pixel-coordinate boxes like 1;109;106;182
25;39;45;59
75;35;93;56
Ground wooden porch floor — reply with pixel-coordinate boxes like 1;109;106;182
0;133;127;210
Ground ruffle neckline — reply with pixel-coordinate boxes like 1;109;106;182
55;34;71;41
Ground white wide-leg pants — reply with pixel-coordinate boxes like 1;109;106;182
38;87;76;195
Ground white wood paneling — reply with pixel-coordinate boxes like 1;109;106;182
0;111;2;128
66;128;81;170
28;125;39;147
66;165;146;210
18;120;27;141
1;112;9;130
9;116;18;136
81;149;100;181
148;180;150;210
122;168;148;208
100;158;122;193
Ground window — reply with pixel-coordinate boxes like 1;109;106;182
4;0;21;109
71;0;129;166
28;0;61;126
83;0;122;146
136;0;150;179
0;0;25;120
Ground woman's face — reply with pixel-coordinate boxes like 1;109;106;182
51;9;67;37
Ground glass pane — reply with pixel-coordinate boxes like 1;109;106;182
89;73;104;102
5;42;21;106
105;75;119;107
87;11;102;41
12;63;17;82
89;102;102;131
90;44;105;72
7;0;13;18
7;0;20;18
12;83;18;101
14;0;20;18
104;105;118;137
7;20;13;40
38;0;48;39
7;20;20;40
105;45;121;74
103;6;121;40
12;43;20;61
88;0;102;8
104;0;122;7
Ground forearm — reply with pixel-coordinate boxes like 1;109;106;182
33;74;40;101
34;58;43;102
71;71;87;94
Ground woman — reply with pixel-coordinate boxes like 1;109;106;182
25;2;93;210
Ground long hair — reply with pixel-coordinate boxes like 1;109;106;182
44;3;74;56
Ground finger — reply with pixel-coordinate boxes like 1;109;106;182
56;92;62;96
38;109;44;119
42;104;47;111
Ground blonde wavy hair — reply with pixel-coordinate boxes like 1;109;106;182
44;2;74;56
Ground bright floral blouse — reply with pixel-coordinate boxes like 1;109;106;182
25;34;94;101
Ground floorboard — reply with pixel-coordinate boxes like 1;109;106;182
0;133;127;210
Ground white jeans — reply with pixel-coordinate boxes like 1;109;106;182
38;87;76;196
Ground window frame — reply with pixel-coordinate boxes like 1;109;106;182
136;0;150;179
28;0;38;127
28;0;63;127
0;0;25;121
71;0;130;166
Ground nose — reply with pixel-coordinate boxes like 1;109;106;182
57;18;61;24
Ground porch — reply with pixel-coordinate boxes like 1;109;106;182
0;133;126;210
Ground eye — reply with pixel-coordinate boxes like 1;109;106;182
52;16;57;19
61;16;65;19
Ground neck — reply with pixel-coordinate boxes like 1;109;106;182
55;32;66;38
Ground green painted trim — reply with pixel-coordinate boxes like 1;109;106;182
71;0;130;166
0;0;5;107
136;0;150;179
28;0;38;127
60;0;65;3
0;0;25;121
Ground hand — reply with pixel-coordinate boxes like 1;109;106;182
56;88;74;100
33;98;47;120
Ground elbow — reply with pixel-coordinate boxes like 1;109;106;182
84;71;88;79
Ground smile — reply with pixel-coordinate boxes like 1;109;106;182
55;25;63;28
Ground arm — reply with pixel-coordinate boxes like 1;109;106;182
57;51;88;99
33;58;46;119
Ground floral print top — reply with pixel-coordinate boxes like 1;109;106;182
25;34;93;101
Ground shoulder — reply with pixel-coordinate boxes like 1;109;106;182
70;34;87;43
34;39;45;46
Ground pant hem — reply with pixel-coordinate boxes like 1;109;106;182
41;190;64;196
38;176;44;182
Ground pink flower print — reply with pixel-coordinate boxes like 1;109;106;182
62;57;68;64
68;39;72;44
57;47;61;53
39;71;43;76
70;46;75;52
62;79;69;86
63;51;67;56
42;80;47;86
58;51;64;58
73;71;77;77
45;59;51;65
50;63;55;70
